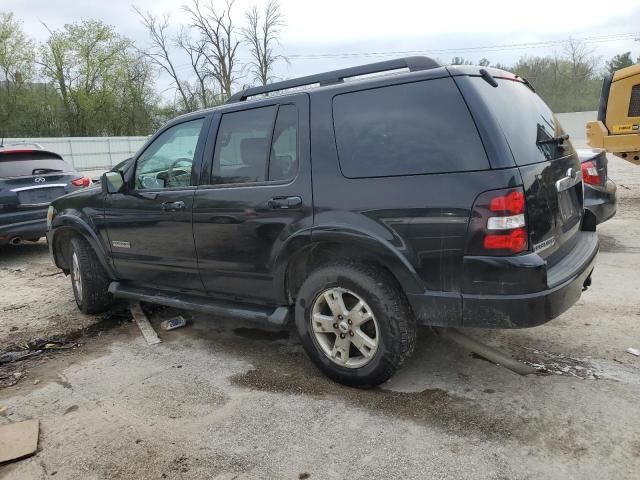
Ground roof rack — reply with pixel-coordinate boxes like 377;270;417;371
226;56;441;104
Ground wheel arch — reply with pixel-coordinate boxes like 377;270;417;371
50;215;116;280
279;227;424;305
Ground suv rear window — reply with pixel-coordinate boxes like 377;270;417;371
467;77;569;166
332;78;489;178
0;152;73;178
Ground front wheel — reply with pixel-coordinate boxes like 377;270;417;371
69;236;112;314
295;263;416;387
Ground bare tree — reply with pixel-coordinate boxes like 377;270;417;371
184;0;240;99
176;27;220;108
564;37;599;85
241;0;285;86
134;7;193;111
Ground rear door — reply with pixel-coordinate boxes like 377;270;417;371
456;74;584;264
193;95;311;303
104;116;209;290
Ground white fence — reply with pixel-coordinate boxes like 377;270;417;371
555;111;596;146
2;136;149;176
3;111;598;176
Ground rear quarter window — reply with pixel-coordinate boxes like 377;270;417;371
0;153;73;178
332;78;489;178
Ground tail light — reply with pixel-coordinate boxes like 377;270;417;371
71;176;91;187
581;161;600;185
465;187;528;256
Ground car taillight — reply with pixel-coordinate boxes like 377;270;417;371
71;176;91;187
581;161;600;185
465;187;528;256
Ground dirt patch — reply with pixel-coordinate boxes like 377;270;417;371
0;306;132;389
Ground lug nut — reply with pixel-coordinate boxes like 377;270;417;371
340;333;345;339
347;319;352;325
333;323;338;329
338;315;343;320
349;331;354;337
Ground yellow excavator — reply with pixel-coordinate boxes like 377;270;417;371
586;63;640;164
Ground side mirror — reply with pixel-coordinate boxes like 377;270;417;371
102;171;126;194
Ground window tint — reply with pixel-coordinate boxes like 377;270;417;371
468;77;568;165
332;78;489;178
135;118;204;190
268;105;298;182
212;106;276;184
0;154;73;178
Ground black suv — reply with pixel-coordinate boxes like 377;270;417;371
1;145;91;246
47;57;598;386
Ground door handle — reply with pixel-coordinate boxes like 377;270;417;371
269;196;302;209
161;200;186;211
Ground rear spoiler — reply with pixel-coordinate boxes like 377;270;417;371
0;149;63;160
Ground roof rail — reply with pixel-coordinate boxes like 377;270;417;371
226;56;441;104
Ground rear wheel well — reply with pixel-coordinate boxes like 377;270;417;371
285;242;408;305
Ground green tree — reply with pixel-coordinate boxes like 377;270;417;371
39;20;159;136
606;52;633;73
0;12;35;136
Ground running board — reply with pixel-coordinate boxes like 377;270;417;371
108;282;290;327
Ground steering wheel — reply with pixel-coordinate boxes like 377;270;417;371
167;158;192;187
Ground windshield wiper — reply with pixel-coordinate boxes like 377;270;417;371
32;168;63;175
536;133;569;146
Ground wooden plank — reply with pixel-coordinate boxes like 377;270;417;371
130;303;161;345
0;419;39;464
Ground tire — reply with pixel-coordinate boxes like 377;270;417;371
69;236;112;314
295;263;416;387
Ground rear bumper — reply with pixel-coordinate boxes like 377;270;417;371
461;231;598;328
407;231;599;329
0;210;48;244
585;179;616;224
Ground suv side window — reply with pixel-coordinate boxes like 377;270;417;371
211;104;299;185
269;104;298;182
212;106;277;184
332;78;489;178
135;118;205;190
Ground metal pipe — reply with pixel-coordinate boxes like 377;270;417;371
9;236;23;246
436;327;537;376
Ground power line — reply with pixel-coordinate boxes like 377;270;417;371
283;32;640;60
167;32;639;72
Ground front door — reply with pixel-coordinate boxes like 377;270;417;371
105;116;208;291
193;95;312;303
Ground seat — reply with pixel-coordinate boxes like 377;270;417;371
236;138;268;182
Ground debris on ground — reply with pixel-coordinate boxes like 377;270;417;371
130;302;161;345
0;350;43;364
161;315;187;331
626;347;640;357
520;347;598;379
0;419;40;464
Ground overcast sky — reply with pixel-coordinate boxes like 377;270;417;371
3;0;640;93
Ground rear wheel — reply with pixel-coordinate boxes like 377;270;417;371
69;236;112;314
295;263;416;387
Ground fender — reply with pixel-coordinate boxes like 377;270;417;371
49;212;117;280
273;224;425;304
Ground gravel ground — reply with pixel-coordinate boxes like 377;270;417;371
0;155;639;479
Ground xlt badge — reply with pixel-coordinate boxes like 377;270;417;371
112;241;131;249
533;237;555;253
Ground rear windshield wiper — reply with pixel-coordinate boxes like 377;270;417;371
536;133;569;146
32;168;64;175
